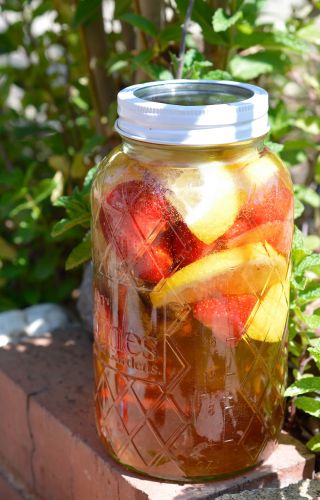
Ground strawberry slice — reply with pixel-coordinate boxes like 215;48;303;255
99;180;173;283
171;219;216;268
133;233;173;283
246;183;293;226
216;182;293;254
193;295;257;345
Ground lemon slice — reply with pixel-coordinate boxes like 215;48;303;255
150;242;286;308
244;280;289;343
239;154;279;188
149;164;245;244
179;165;243;244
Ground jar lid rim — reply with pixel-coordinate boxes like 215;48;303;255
116;79;270;146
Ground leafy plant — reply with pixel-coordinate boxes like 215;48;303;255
2;0;320;450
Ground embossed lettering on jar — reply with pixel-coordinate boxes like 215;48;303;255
91;80;294;481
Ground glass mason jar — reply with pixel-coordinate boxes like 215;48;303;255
91;81;294;482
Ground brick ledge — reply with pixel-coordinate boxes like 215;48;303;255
0;328;315;500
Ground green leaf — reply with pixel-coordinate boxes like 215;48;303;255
0;33;16;55
176;0;224;45
212;8;243;32
71;153;86;179
285;377;320;397
295;116;320;135
299;286;320;305
302;314;320;330
32;253;59;281
83;165;98;193
108;60;129;75
55;192;90;219
132;49;153;67
184;48;206;67
294;185;320;208
72;0;102;28
0;237;16;262
295;254;320;276
295;396;320;418
315;155;320;184
304;235;320;252
203;69;232;80
294;199;304;219
51;215;90;238
141;64;173;81
114;0;132;18
306;434;320;453
309;339;320;365
229;51;289;80
240;0;265;24
119;13;157;37
72;95;89;111
81;136;105;156
298;21;320;45
10;179;56;217
269;101;292;139
292;226;307;254
48;155;70;176
264;140;284;154
158;25;182;49
65;231;91;270
234;30;306;53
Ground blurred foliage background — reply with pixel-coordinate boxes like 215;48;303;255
1;0;320;451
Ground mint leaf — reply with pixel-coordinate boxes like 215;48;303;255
295;254;320;276
83;165;98;193
204;69;232;80
294;199;304;219
295;396;320;417
306;434;320;453
309;339;320;366
302;314;320;330
229;51;289;80
284;377;320;397
52;215;90;238
119;13;157;37
65;231;91;270
213;8;243;32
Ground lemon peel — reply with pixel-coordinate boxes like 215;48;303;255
244;279;289;343
150;242;286;308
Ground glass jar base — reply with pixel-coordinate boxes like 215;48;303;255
99;435;276;483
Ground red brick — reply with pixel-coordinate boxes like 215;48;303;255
0;372;33;491
0;328;315;500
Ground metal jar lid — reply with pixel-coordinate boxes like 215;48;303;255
115;80;269;146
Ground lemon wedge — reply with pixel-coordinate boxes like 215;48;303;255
150;242;286;308
244;279;289;343
149;164;245;244
239;153;279;188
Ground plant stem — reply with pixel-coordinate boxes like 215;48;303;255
176;0;195;79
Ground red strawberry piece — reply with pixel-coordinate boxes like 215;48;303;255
193;295;257;345
133;234;173;283
221;213;253;241
216;181;293;254
245;182;293;226
99;181;174;283
171;218;216;268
